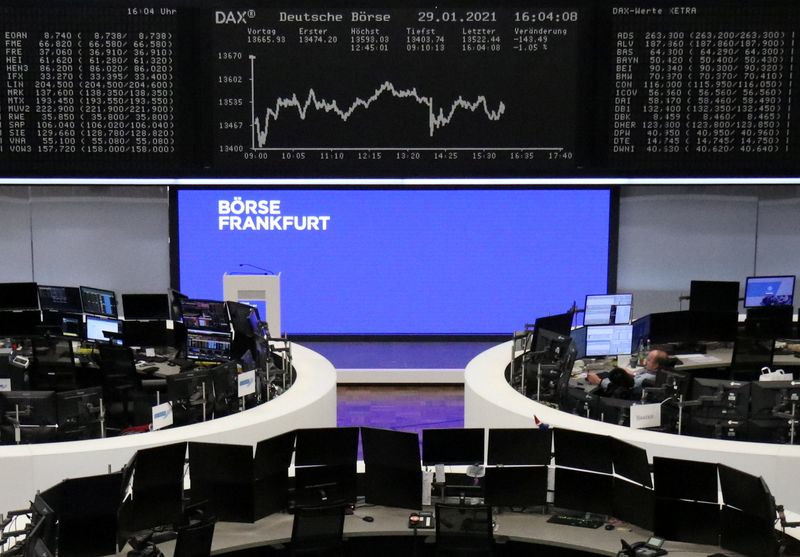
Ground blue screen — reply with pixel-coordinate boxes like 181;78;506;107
176;188;611;334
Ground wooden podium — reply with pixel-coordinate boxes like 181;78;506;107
223;273;281;335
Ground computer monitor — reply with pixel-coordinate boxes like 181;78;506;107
79;286;117;318
655;368;692;399
41;311;82;337
553;429;612;473
166;369;212;426
56;387;102;440
570;326;587;360
484;466;548;508
750;380;800;418
121;293;171;320
422;428;484;466
690;378;750;419
85;315;121;343
182;298;230;332
730;336;775;379
38;285;83;313
487;428;552;466
185;329;232;362
122;320;173;348
0;282;40;311
0;390;56;424
295;427;359;467
611;438;652;487
652;457;718;502
584;293;633;325
744;275;795;308
0;310;42;337
584;324;633;357
361;428;422;509
534;310;574;337
689;280;740;313
553;468;613;516
745;306;794;339
209;361;239;418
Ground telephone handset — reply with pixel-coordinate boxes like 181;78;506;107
617;536;668;557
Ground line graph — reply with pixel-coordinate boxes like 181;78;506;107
249;54;507;150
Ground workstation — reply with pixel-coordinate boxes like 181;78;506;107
2;0;800;555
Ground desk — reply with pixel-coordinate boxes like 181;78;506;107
109;506;741;557
0;344;336;515
465;341;800;513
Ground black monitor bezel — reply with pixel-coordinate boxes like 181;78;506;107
743;275;796;308
79;285;118;318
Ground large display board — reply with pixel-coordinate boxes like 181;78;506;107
175;188;611;335
0;1;798;177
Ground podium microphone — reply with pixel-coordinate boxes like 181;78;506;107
238;263;273;274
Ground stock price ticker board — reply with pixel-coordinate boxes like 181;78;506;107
211;5;585;175
0;1;799;177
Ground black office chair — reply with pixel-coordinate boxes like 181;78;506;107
173;516;216;557
434;503;494;556
290;503;347;556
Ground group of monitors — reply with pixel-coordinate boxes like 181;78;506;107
0;387;103;443
0;282;267;364
690;276;796;311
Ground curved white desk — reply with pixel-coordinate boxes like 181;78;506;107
0;344;337;515
464;341;800;512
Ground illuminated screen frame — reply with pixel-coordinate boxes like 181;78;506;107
743;275;796;308
170;185;618;336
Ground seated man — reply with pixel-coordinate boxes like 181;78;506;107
586;349;668;399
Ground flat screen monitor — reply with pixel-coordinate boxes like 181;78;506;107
584;294;633;325
422;428;484;466
85;315;121;343
0;282;39;311
38;285;82;313
122;320;172;348
79;286;118;318
745;306;794;339
186;330;231;362
652;457;718;503
484;466;548;508
0;310;42;337
41;311;82;337
534;311;574;337
689;280;740;313
182;299;230;332
749;380;800;418
121;293;171;321
0;390;57;426
209;361;239;418
487;428;552;466
744;275;795;308
295;427;359;467
730;336;775;378
553;468;613;516
553;429;612;474
56;387;102;440
584;324;632;357
718;465;775;521
570;326;587;360
690;378;750;418
611;438;652;488
166;369;212;425
361;427;420;470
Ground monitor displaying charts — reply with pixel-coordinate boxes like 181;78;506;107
585;324;633;357
744;276;795;308
584;294;632;326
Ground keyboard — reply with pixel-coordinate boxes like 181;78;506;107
547;514;604;529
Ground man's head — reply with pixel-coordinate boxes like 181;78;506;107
644;349;668;372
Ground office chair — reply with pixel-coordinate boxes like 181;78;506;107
434;503;494;556
290;503;347;556
171;516;216;557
